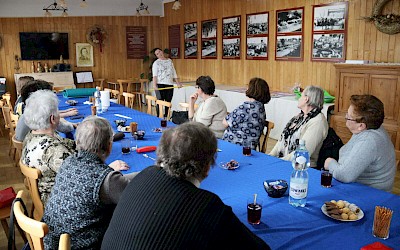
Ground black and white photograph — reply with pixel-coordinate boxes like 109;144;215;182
223;38;240;58
312;33;344;59
247;12;268;35
277;8;303;34
201;39;217;58
184;22;197;40
246;37;267;58
313;2;347;31
202;19;217;39
223;16;240;37
184;40;197;58
276;35;302;59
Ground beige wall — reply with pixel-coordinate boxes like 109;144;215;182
0;0;399;101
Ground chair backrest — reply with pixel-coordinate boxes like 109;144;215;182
58;233;71;250
19;160;44;220
156;100;172;119
122;92;135;108
139;79;148;93
14;190;49;250
145;95;157;116
53;86;66;93
12;134;23;163
94;78;105;90
259;120;275;153
2;93;12;109
396;149;400;170
2;104;16;133
179;102;198;111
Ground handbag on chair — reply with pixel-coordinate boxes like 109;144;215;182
0;187;16;208
8;196;30;250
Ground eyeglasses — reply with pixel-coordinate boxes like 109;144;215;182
345;113;357;122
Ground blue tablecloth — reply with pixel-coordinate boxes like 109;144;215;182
60;95;400;250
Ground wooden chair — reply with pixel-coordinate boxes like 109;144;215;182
179;102;198;111
106;80;119;92
395;149;400;170
19;160;44;221
2;93;12;110
0;99;5;137
122;92;135;109
156;100;172;120
1;201;27;249
132;79;149;110
2;105;17;157
14;190;48;250
12;134;23;167
104;88;120;104
14;191;70;250
145;95;157;116
258;120;275;153
93;78;105;90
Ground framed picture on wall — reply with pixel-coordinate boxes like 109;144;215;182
312;33;345;60
275;7;304;61
76;43;93;67
246;12;269;60
222;15;240;59
184;22;197;59
201;19;217;59
276;35;302;60
277;7;303;34
312;2;348;62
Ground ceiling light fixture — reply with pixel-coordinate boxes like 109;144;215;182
172;0;181;10
43;0;68;17
136;0;150;16
80;0;88;8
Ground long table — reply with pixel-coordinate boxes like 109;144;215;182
170;84;334;140
60;96;399;250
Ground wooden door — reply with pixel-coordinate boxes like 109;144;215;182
369;74;400;122
338;73;369;114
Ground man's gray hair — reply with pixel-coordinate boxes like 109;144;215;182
156;122;217;181
75;116;113;160
303;85;324;110
24;90;59;130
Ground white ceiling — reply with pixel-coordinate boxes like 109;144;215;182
0;0;176;17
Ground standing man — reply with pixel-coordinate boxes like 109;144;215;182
152;48;182;117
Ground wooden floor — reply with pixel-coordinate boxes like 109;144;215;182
0;107;399;249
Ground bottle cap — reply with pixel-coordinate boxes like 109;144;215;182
299;139;305;145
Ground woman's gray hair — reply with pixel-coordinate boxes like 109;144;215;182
75;116;113;160
303;85;324;110
24;90;59;130
157;122;217;181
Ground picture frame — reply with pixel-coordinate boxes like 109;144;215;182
275;35;303;60
311;2;348;62
76;43;93;67
275;7;304;61
312;33;345;60
246;12;269;60
184;22;198;59
201;19;217;59
277;7;304;34
168;24;181;59
222;15;240;59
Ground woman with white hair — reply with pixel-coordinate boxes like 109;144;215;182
21;90;76;205
43;116;136;249
270;86;328;168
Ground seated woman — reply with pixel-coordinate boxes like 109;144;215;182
222;77;271;149
21;90;76;205
15;80;78;141
270;86;328;168
324;95;396;192
189;76;227;138
43;116;137;249
14;75;34;115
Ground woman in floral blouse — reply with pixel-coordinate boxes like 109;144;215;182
21;90;76;205
222;78;271;149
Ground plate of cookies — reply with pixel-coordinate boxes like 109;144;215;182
321;200;364;221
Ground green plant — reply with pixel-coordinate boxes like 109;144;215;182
141;48;170;81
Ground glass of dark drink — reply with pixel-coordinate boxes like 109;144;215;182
121;139;131;154
161;118;167;128
247;199;262;225
242;140;251;156
321;169;333;187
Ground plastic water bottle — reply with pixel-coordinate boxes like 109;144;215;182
289;139;309;207
94;87;102;114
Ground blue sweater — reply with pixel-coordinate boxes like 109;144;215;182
328;126;396;192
